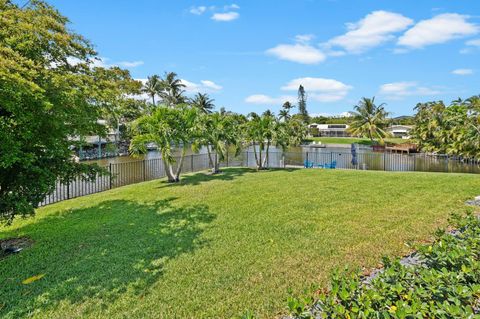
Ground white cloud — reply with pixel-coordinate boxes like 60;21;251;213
295;34;315;43
200;80;223;91
327;11;413;53
181;79;223;93
224;4;240;10
117;60;144;68
266;43;326;64
190;6;207;15
398;13;479;49
466;38;480;47
452;68;474;75
245;94;296;105
379;81;441;99
281;77;352;101
211;11;239;21
71;56;144;69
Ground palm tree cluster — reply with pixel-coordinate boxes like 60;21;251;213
348;97;391;144
410;95;480;158
129;82;308;181
141;72;186;107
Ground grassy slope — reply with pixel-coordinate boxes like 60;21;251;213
1;168;478;318
305;137;408;145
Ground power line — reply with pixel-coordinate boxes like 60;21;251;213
21;0;31;9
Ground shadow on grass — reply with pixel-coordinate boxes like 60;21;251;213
158;167;255;188
0;198;215;318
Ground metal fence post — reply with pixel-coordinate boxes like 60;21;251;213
226;151;229;167
191;154;194;172
246;151;249;167
66;179;70;200
383;152;386;171
143;159;146;181
109;163;113;189
306;151;309;165
283;155;285;168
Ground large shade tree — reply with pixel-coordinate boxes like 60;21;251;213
0;0;139;223
348;97;390;144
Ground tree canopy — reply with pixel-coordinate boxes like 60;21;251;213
410;96;480;158
0;0;140;223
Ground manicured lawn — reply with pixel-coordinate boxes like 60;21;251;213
305;137;408;145
1;168;478;318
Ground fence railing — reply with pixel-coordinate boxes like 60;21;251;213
39;151;480;207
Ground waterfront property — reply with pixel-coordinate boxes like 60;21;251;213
1;168;479;318
308;123;350;137
387;125;413;139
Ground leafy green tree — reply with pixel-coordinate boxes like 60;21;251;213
142;75;161;105
0;0;138;223
348;97;390;144
297;85;309;123
410;96;480;158
159;71;186;107
191;92;214;114
129;105;198;182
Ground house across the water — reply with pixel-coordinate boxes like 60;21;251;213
308;123;350;137
387;125;413;139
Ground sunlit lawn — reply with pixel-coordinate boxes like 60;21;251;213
1;168;478;318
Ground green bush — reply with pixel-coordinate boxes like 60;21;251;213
289;213;480;318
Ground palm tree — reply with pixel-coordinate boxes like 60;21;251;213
142;75;161;105
282;101;294;111
278;109;290;122
159;72;186;107
191;93;215;114
348;97;390;144
129;106;198;182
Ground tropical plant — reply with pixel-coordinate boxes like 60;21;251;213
278;109;291;122
129;105;198;182
191;92;215;114
348;97;390;144
158;71;186;107
142;75;161;105
287;213;480;318
411;96;480;158
198;112;241;174
0;0;139;223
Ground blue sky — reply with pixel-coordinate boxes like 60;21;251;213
44;0;480;116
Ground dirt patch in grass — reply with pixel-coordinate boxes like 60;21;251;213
0;237;34;259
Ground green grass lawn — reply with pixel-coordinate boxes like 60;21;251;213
305;137;408;145
1;168;478;318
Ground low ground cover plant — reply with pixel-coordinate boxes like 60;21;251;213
287;213;480;318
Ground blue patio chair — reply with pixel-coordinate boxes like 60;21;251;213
304;160;314;168
324;160;337;169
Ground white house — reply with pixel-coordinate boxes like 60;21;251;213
308;123;350;137
387;125;413;139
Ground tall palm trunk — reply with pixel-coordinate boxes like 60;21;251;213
257;143;263;170
163;158;176;183
174;145;187;182
212;150;220;174
252;141;259;169
262;140;270;168
206;145;214;168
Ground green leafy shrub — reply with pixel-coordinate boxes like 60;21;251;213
288;213;480;318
